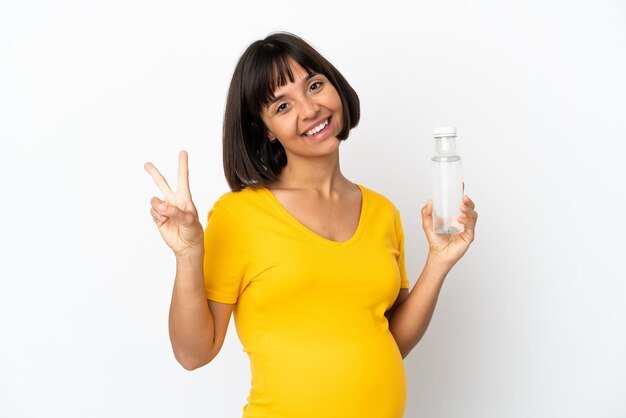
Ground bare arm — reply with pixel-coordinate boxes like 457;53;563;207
389;257;449;359
169;249;234;370
145;151;233;370
389;195;478;359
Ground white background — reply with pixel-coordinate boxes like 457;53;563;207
1;1;625;417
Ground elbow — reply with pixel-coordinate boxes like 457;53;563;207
175;351;216;371
400;347;412;360
398;346;410;360
393;335;417;360
179;359;204;371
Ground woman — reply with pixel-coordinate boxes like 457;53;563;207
145;32;477;418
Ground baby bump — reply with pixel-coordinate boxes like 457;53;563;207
245;330;406;418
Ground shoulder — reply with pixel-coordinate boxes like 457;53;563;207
214;187;263;207
207;186;269;221
359;184;405;240
359;184;400;215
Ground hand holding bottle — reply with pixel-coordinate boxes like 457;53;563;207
421;186;478;271
144;151;204;256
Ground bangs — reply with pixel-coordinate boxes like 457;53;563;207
246;50;319;112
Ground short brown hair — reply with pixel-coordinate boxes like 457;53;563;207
222;32;360;191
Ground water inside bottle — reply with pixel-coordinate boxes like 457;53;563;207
431;156;464;234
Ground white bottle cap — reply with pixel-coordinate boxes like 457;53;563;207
433;127;457;137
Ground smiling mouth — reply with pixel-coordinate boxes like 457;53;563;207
302;117;331;137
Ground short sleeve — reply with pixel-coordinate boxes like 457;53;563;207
394;209;410;289
203;202;249;304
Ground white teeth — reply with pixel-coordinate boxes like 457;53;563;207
304;119;329;136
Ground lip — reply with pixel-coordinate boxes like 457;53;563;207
300;116;333;141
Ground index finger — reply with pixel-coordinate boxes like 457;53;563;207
144;162;173;196
177;150;190;194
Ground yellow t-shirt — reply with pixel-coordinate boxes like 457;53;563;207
203;184;410;418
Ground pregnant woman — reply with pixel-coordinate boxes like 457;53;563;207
145;32;478;418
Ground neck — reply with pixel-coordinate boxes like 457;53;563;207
272;150;352;195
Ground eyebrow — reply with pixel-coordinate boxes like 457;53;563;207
268;72;319;105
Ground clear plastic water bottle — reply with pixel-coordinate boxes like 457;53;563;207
431;127;464;234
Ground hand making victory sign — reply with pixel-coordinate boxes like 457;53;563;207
144;151;204;256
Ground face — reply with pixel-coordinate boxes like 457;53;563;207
260;60;344;159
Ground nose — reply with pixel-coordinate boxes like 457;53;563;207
299;96;319;120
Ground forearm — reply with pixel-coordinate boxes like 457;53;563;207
168;247;215;369
389;255;451;358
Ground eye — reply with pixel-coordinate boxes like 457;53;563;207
309;81;323;92
275;103;288;114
